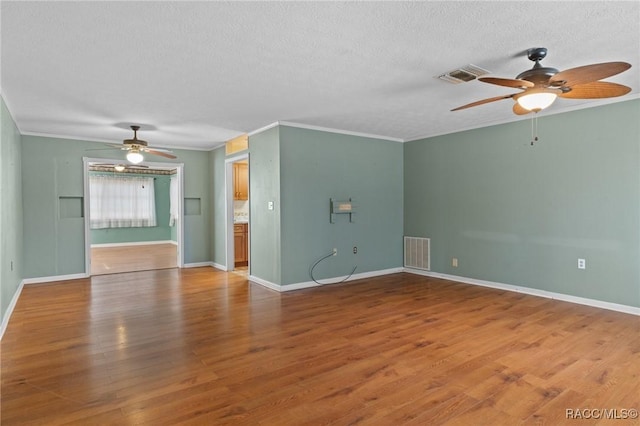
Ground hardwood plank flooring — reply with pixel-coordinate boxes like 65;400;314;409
90;243;177;275
2;270;639;425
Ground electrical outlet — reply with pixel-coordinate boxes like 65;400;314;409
353;246;357;254
332;248;337;256
452;258;458;267
578;258;586;270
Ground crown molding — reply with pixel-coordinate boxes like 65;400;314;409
20;130;215;151
247;121;280;137
277;121;404;143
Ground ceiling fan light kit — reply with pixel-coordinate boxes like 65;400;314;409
451;47;632;116
126;149;144;164
515;90;558;112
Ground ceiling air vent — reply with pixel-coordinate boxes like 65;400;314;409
437;64;490;84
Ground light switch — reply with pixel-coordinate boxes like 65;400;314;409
267;201;274;210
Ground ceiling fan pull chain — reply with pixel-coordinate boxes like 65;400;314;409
531;115;534;145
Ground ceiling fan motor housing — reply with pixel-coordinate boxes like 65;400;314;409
517;48;559;85
516;66;560;85
123;140;148;147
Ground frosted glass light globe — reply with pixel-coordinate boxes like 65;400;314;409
126;150;144;164
517;92;557;112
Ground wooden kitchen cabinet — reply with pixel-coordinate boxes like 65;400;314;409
234;223;248;267
233;162;248;200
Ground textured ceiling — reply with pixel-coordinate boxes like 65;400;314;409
1;1;639;150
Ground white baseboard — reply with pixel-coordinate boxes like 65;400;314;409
1;280;25;340
405;268;640;316
212;262;227;271
183;261;214;268
23;273;89;285
248;275;281;292
249;267;404;292
91;240;176;248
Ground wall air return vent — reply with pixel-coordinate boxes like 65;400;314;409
404;236;430;271
437;64;490;84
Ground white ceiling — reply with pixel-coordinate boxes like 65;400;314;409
2;1;639;150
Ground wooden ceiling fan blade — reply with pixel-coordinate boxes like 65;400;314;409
144;146;174;153
513;103;532;115
550;62;631;87
85;144;127;152
558;81;631;99
451;94;516;111
478;77;534;89
144;148;177;159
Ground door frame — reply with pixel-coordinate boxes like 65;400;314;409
225;153;249;272
82;157;185;275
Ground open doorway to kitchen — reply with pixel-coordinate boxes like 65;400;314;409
225;153;249;274
83;157;184;275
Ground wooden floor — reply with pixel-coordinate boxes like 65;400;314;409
2;270;639;425
90;243;177;275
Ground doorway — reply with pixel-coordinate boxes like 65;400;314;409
83;157;185;275
225;154;249;273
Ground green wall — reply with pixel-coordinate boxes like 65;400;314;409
278;126;404;286
404;99;640;307
249;126;282;283
21;135;211;278
1;96;24;324
179;149;211;264
245;125;403;287
210;146;227;267
89;173;173;245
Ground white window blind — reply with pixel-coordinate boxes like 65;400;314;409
89;175;157;229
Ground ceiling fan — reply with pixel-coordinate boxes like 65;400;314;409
97;125;177;164
451;48;632;115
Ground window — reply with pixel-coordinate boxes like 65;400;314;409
89;175;157;229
